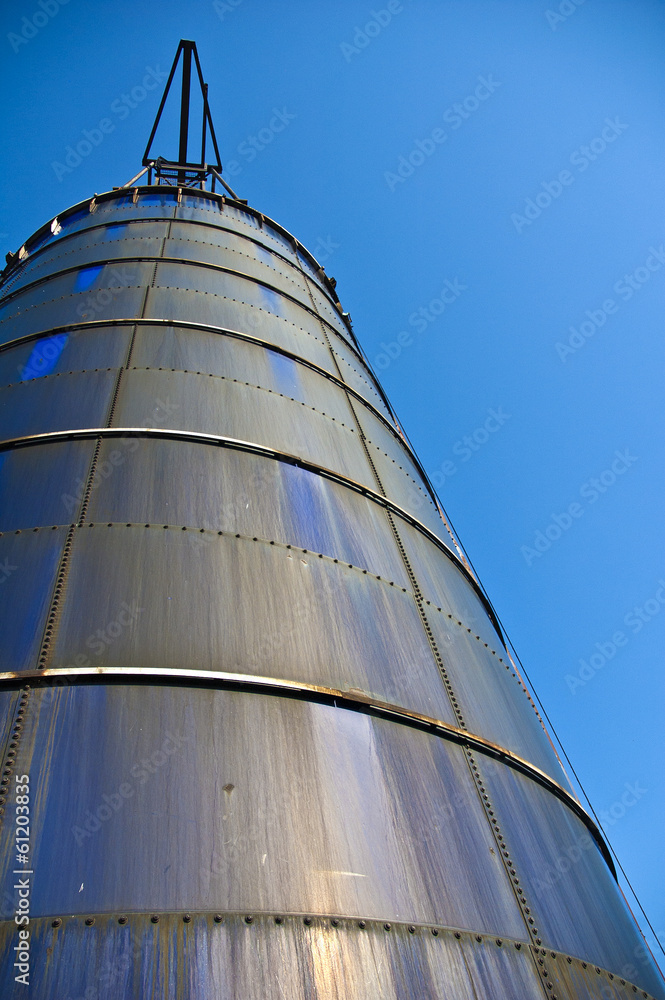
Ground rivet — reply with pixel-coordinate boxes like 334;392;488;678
476;935;482;942
118;916;127;925
595;968;601;975
432;928;438;936
183;914;191;923
214;914;223;923
85;917;95;926
408;925;415;934
304;917;312;926
52;918;62;928
566;957;572;964
331;919;339;927
496;939;502;947
515;943;521;950
245;915;253;924
151;914;159;923
454;932;461;940
358;920;366;929
275;916;283;925
383;923;391;931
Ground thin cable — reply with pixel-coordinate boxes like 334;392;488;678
347;337;665;963
430;486;665;961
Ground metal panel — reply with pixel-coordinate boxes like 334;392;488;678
144;287;336;371
0;370;116;439
423;606;569;785
0;288;145;346
153;261;339;345
0;529;64;670
0;684;523;935
85;438;410;588
6;229;170;292
399;521;505;651
164;237;313;298
171;217;331;295
129;325;355;423
0;261;152;319
355;402;432;493
329;340;394;421
0;440;95;529
367;443;447;539
112;369;372;486
0;916;558;1000
47;526;451;719
0;326;132;385
481;761;665;998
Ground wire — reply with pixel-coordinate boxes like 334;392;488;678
429;483;665;963
345;302;665;965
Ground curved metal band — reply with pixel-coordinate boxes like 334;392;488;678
0;208;396;457
0;252;353;351
0;317;414;475
1;188;341;317
0;664;614;877
0;425;500;641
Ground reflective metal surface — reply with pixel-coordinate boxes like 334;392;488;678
0;182;662;999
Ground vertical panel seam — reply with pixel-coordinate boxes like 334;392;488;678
0;686;29;829
292;243;545;952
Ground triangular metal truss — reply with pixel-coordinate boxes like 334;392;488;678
130;39;238;196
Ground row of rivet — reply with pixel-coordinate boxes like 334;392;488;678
37;525;75;670
358;426;546;960
41;909;654;992
0;523;555;698
0;685;31;824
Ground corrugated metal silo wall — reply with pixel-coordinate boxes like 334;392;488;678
0;187;662;999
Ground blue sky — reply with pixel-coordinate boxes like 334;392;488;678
1;0;663;959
